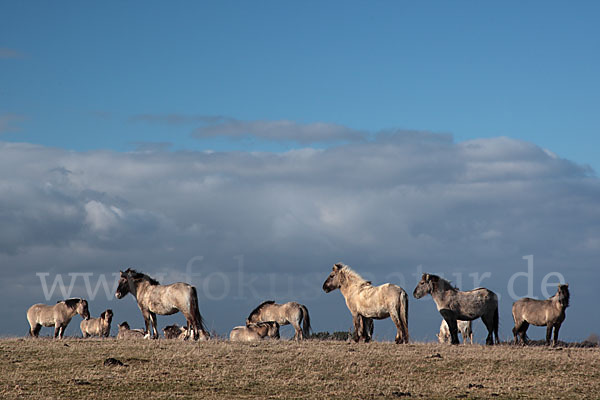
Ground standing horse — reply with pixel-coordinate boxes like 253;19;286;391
322;263;409;344
413;273;499;345
80;309;113;338
246;301;311;340
512;284;569;346
115;268;209;340
27;298;90;338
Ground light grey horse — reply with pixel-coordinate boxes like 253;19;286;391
27;298;90;338
115;268;210;340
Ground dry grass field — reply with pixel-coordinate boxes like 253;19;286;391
1;337;598;399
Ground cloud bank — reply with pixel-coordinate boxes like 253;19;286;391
1;133;598;340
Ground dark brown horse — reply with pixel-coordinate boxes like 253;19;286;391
512;284;570;346
115;268;209;340
27;298;90;338
247;301;311;340
413;273;498;345
323;263;409;344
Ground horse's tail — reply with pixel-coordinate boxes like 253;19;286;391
190;286;209;339
493;305;499;344
300;304;311;338
400;290;409;343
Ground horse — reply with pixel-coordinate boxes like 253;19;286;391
413;273;499;345
246;301;311;340
115;268;209;340
163;323;188;339
512;284;570;346
322;263;409;344
116;321;145;339
27;298;90;339
80;309;113;338
437;319;473;344
230;321;280;342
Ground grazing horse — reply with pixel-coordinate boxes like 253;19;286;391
246;301;311;340
413;273;499;345
115;268;209;340
437;319;473;344
163;324;188;339
80;309;113;338
116;321;145;339
230;321;281;342
512;284;570;346
27;298;90;339
322;263;409;344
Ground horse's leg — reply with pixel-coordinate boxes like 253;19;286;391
54;325;60;339
292;318;302;341
150;312;159;339
519;321;529;344
546;322;554;346
141;310;152;339
481;313;496;345
440;310;459;345
30;324;41;337
352;314;362;343
552;323;562;346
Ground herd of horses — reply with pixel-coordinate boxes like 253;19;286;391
26;263;570;346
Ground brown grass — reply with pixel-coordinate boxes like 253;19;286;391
1;338;598;399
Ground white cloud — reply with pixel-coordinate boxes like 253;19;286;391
1;134;599;340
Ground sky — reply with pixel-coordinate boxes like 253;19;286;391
1;1;599;342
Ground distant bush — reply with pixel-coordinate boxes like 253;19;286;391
309;331;351;341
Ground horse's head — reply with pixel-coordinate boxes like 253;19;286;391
413;273;438;299
266;321;280;339
77;299;90;320
101;309;113;324
118;321;130;331
557;284;570;308
115;270;131;299
323;263;345;293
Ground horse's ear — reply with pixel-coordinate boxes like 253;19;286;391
334;263;343;270
100;311;106;319
423;273;429;281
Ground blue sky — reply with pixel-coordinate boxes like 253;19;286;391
1;2;599;341
2;1;599;167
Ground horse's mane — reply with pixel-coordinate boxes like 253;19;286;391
427;274;458;292
125;268;160;285
247;300;275;320
337;264;371;286
60;298;82;309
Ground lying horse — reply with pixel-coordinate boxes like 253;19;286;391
116;321;145;339
512;284;570;346
437;319;473;344
80;309;113;338
163;324;188;339
413;273;498;345
246;301;311;340
115;268;209;340
323;263;409;344
230;322;280;342
27;298;90;338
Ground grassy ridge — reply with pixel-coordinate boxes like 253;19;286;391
1;338;598;399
